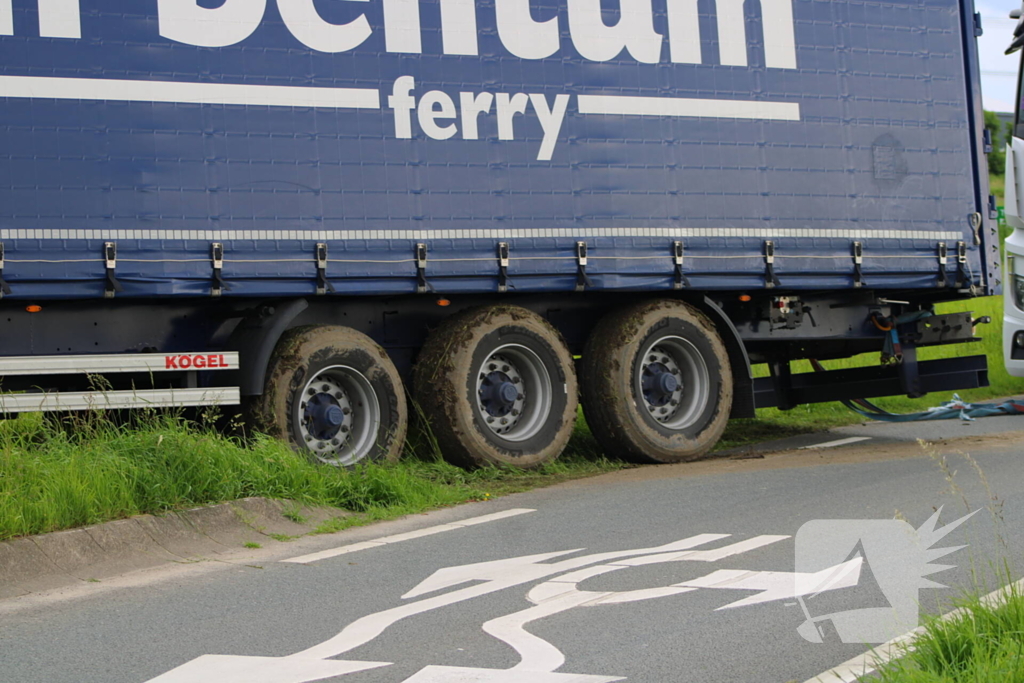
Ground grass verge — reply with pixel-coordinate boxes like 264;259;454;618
874;581;1024;682
0;413;622;542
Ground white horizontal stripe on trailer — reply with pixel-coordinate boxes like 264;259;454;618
578;94;801;121
0;387;240;412
0;76;380;109
281;508;536;564
0;352;239;376
0;228;966;242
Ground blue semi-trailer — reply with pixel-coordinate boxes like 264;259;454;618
0;0;999;467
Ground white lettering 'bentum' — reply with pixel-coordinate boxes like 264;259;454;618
1;0;797;69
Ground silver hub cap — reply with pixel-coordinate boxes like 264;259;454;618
475;344;552;442
297;365;381;466
637;336;710;430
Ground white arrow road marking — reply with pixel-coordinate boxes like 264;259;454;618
292;534;729;660
283;509;537;564
144;655;390;683
612;535;792;566
401;549;585;600
478;535;791;673
401;665;624;682
484;592;618;672
144;533;817;683
678;556;864;609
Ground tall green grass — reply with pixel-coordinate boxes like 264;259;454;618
0;413;620;542
874;583;1024;682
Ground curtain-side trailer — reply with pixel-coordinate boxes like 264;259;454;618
0;0;998;467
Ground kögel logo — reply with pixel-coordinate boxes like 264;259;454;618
164;354;230;370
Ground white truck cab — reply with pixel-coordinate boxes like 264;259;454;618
1003;6;1024;376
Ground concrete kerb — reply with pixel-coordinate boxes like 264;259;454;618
0;538;74;599
228;497;311;538
30;528;109;578
82;519;181;577
0;497;350;600
135;512;231;559
178;503;268;548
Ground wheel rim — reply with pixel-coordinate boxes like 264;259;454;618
475;344;552;442
296;365;380;466
636;336;710;431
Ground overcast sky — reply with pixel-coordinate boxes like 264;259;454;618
979;0;1021;112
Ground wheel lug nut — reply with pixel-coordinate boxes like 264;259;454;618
342;407;351;415
486;417;494;423
517;393;524;400
489;364;497;371
502;365;509;372
500;418;508;425
512;377;520;383
511;409;519;416
305;435;313;441
331;439;339;446
341;426;349;433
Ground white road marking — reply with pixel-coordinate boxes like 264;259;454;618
485;592;602;672
146;533;812;683
678;557;863;609
292;534;729;660
478;535;791;673
281;508;536;564
614;534;791;566
144;655;389;683
402;665;623;682
799;437;872;450
803;577;1024;683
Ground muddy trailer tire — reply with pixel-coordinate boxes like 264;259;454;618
413;305;578;469
580;300;733;463
248;325;407;466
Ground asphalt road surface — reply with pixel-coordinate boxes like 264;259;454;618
1;419;1023;683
